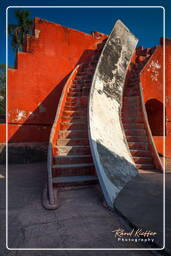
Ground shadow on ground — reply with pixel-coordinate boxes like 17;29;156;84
0;163;156;255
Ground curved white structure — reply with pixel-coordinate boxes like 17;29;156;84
89;20;139;207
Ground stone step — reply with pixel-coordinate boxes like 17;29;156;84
79;71;94;76
60;121;87;130
127;82;139;88
53;175;98;186
66;96;88;102
124;128;146;136
122;105;142;112
54;154;92;164
72;83;91;88
58;130;88;139
130;149;151;157
133;157;153;164
74;79;92;84
70;89;90;96
57;138;89;146
124;88;139;94
128;141;149;150
126;85;139;90
136;163;154;170
66;97;82;103
64;105;87;111
123;95;140;101
82;68;95;73
63;110;87;117
61;115;87;122
126;136;148;142
55;145;91;155
124;92;139;97
53;163;95;177
122;116;144;123
75;74;93;80
122;122;145;129
81;64;95;69
69;86;91;92
122;102;142;109
121;110;142;117
129;76;139;82
68;92;82;97
69;87;82;92
65;101;85;107
86;61;97;66
91;57;99;63
138;169;158;173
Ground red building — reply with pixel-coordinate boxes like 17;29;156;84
0;17;170;163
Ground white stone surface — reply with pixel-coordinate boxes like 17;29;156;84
89;20;138;207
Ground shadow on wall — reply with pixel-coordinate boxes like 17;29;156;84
2;49;98;164
92;141;138;201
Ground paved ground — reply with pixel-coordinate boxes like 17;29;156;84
115;169;171;255
0;162;157;255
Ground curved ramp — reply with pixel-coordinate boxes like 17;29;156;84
89;20;138;208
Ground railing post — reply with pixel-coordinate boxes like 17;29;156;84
47;143;55;205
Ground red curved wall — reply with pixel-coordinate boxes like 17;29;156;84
7;17;107;143
140;40;171;157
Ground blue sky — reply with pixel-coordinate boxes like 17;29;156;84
0;0;171;67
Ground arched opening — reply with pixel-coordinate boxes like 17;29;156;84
145;99;164;136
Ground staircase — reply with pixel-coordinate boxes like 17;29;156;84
121;47;160;172
53;61;97;186
44;44;162;209
44;42;106;208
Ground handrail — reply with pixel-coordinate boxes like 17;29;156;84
47;64;83;205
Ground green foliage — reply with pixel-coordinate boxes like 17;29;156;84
0;64;6;88
8;9;33;51
0;64;6;116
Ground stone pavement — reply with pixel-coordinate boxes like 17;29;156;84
0;162;157;255
115;169;171;255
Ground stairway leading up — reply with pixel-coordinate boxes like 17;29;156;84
121;47;163;173
43;41;106;208
44;43;163;209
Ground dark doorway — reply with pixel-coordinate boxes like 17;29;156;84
145;99;164;136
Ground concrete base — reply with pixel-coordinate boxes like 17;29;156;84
114;171;171;254
0;142;48;164
42;185;59;210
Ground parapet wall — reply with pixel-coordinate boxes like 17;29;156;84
8;17;107;143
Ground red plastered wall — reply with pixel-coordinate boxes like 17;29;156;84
0;124;6;143
7;17;107;143
140;41;171;157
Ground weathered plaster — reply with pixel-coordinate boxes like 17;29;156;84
35;29;40;38
147;60;161;82
89;20;138;207
10;110;33;122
